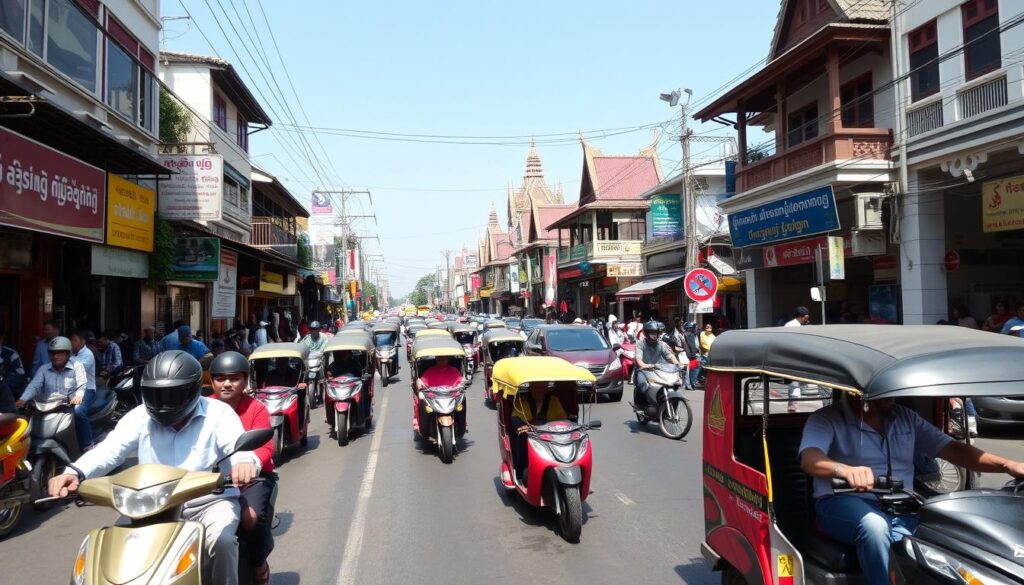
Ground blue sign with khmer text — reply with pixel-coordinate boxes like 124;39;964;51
727;185;839;248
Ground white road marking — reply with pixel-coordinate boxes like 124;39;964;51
335;390;389;585
614;491;635;506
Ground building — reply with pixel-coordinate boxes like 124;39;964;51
547;137;663;320
694;0;897;327
473;204;515;315
0;0;168;360
894;0;1024;325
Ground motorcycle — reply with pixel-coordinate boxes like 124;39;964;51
0;413;31;538
42;429;275;585
106;364;145;421
306;352;325;408
630;364;693;440
619;338;636;385
249;344;310;464
324;333;376;447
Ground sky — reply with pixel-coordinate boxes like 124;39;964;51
163;0;780;297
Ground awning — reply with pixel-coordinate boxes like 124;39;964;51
615;271;686;298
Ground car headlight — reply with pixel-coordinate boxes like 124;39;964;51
111;480;179;518
607;359;621;371
914;541;1012;585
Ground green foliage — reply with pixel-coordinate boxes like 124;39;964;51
159;88;192;145
408;273;437;307
363;281;379;310
148;216;176;283
296;233;312;268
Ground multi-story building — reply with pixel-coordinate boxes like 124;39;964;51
0;0;167;359
474;204;515;315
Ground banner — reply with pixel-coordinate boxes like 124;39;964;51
212;249;238;318
159;154;223;221
259;264;285;293
650;194;683;239
0;126;105;242
510;265;520;293
311;192;332;215
982;174;1024;232
544;253;557;306
106;174;155;251
169;237;220;281
827;236;845;280
728;185;839;247
695;193;729;239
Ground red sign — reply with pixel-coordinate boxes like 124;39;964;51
762;235;852;268
0;127;105;242
944;250;960;272
685;268;718;302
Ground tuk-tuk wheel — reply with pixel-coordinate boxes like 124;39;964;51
557;485;582;543
382;372;389;387
336;411;350;447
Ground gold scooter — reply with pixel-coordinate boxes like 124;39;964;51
40;428;272;584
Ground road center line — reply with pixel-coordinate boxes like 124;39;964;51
335;388;389;585
615;491;635;506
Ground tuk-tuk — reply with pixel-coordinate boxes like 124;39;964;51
372;322;401;387
249;342;310;462
427;321;448;330
323;333;375;446
448;323;481;377
491;356;601;542
483;319;505;330
700;325;1024;585
410;335;468;463
481;328;524;403
406;323;428;358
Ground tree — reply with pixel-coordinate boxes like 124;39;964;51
159;88;192;145
363;281;379;311
409;273;436;306
296;233;312;269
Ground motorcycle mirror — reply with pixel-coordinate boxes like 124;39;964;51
234;428;274;452
589;420;602;429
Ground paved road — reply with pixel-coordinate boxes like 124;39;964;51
3;356;715;585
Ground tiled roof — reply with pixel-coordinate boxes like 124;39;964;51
835;0;889;21
533;204;574;240
160;50;232;67
592;156;661;200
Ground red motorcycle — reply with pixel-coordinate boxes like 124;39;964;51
619;338;637;385
324;335;375;447
249;344;310;464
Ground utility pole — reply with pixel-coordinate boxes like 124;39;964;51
662;88;695;321
313;189;374;322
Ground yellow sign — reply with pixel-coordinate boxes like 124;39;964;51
777;554;794;578
983;175;1024;232
259;264;285;293
106;174;155;251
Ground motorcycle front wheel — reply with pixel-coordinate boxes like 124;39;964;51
658;397;693;440
273;427;286;462
0;499;23;537
558;485;582;543
30;456;58;511
438;425;455;464
336;411;350;447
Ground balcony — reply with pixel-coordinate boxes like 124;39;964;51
250;217;297;258
557;240;643;266
907;99;944;138
957;73;1007;121
736;129;893;192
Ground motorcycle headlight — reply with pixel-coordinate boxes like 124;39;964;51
328;382;359;401
914;541;1012;585
607;359;621;371
428;396;458;413
111;480;179;518
264;393;297;415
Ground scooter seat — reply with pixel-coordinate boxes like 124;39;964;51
0;413;21;441
806;529;860;573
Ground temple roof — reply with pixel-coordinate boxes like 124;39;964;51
577;134;664;205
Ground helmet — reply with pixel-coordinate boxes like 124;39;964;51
683;321;697;333
141;350;202;427
48;336;73;353
642;320;665;334
309;321;322;330
209;351;249;378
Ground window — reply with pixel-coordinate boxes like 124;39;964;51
787;103;818;147
236;112;248;152
224;176;239;209
106;39;136;119
962;0;1000;80
214;93;227;131
27;0;42;54
841;74;874;127
138;71;154;132
0;0;27;42
46;0;98;92
909;20;940;101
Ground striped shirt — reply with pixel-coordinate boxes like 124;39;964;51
19;361;87;402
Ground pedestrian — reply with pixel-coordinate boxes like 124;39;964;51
254;321;270;349
133;326;160;365
952;304;979;329
298;319;310;339
268;313;281;343
999;302;1024;336
784;306;812;412
982;301;1011;333
172;325;214;363
699;322;717;357
69;330;98;450
0;329;27;410
626;316;643;341
160;320;187;352
97;331;123;379
31;319;60;376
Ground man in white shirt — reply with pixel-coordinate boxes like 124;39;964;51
48;350;259;585
784;306;812;412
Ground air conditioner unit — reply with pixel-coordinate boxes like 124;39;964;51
855;193;885;230
851;229;886;256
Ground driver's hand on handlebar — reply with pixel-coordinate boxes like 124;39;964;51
15;399;24;409
839;465;875;491
69;393;84;406
231;463;258;486
49;473;80;498
1006;460;1024;479
516;425;530;435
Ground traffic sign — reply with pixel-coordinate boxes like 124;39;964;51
684;268;718;302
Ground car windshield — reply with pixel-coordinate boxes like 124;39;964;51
521;319;543;331
375;332;396;346
546;328;609;352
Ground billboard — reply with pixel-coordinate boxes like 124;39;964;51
169;237;220;281
650;194;683;239
312;192;332;215
212;249;238;318
728;185;839;248
159;154;223;221
106;174;155;251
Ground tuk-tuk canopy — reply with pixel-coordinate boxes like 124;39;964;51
446;322;476;334
325;334;373;353
483;328;524;344
415;329;451;339
484;319;505;329
372;322;399;333
412;336;466;359
249;342;310;361
491;356;595;398
427;321;448;330
708;325;1024;399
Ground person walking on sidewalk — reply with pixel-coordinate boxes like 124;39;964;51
785;306;811;413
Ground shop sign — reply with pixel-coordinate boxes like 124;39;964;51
873;255;897;280
90;244;149;279
311;192;332;215
106;174;155;252
510;266;520;293
169;237;220;281
238;289;255;297
827;236;845;280
607;263;643;278
762;235;851;268
0;126;105;243
464;254;479;269
728;185;839;248
982;175;1024;232
158;154;224;221
259;264;285;293
650;194;683;239
212;249;238;319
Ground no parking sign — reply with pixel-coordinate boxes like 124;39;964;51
684;268;718;303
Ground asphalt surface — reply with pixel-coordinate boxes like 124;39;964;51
3;355;714;585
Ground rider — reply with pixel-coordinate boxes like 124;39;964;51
633;321;680;411
210;351;275;585
264;357;300;388
48;350;260;585
800;392;1024;585
328;350;361;378
299;321;328;354
415;355;462;391
17;337;90;448
510;381;569;483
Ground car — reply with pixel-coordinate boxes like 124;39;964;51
520;318;544;339
523;324;624;401
972;395;1024;429
503;317;522;331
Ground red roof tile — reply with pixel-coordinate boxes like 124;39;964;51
592;157;661;200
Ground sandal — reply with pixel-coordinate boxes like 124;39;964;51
254;562;271;585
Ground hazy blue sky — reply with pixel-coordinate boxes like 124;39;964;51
164;0;779;295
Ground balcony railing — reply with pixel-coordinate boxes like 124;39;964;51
250;217;297;258
907;99;944;138
557;240;644;265
737;128;893;192
958;74;1007;121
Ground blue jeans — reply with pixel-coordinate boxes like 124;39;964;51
688;356;705;387
815;496;918;585
73;388;96;448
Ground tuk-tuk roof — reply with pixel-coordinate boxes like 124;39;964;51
427;322;448;329
448;323;478;334
372;322;399;333
325;334;373;352
483;328;524;344
412;336;465;359
708;325;1024;399
484;319;505;329
415;329;451;339
491;356;595;397
249;342;309;360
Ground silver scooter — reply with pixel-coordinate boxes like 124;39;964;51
630;364;693;440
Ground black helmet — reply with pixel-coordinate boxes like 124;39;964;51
141;350;202;427
683;321;697;333
642;320;665;333
210;351;249;378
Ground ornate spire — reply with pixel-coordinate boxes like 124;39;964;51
488;201;499;226
525;138;543;179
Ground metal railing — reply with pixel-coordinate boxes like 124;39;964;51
250;217;297;257
958;74;1007;121
907;100;944;137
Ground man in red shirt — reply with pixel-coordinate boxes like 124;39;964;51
210;352;275;585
